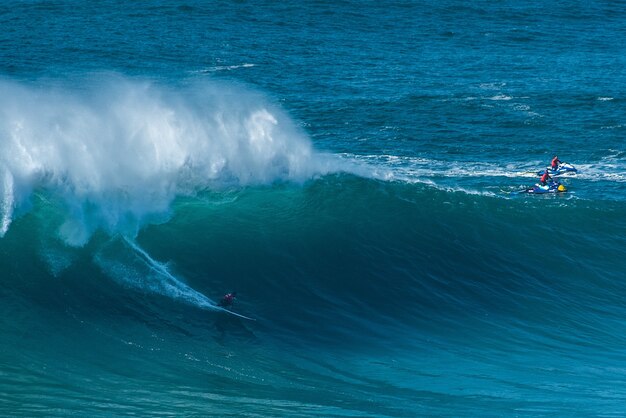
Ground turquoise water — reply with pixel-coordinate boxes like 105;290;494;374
1;1;626;416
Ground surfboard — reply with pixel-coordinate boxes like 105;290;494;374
216;306;256;321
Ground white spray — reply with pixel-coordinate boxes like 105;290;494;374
0;76;334;245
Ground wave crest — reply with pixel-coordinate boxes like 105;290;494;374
0;76;328;244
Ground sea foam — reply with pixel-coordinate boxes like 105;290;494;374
0;76;332;245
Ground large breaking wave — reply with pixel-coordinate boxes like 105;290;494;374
0;76;338;245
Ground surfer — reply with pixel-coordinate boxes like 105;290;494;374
540;169;552;186
218;292;237;308
551;155;561;170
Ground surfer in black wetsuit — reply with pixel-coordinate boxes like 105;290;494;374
218;292;237;308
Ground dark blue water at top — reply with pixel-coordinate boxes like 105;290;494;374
1;1;626;416
2;1;624;157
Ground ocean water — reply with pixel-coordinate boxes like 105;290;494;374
1;0;625;416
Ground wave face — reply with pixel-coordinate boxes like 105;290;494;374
3;167;626;416
2;0;626;416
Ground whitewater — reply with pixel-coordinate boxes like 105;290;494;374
0;78;332;242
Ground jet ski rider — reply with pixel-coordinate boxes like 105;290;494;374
540;169;552;186
551;155;561;170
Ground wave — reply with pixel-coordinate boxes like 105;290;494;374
194;63;257;73
0;76;341;245
2;168;626;418
2;74;621;254
3;174;625;334
1;78;625;348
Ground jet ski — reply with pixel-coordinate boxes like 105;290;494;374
522;180;567;194
536;162;577;176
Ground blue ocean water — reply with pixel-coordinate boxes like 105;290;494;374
1;0;625;416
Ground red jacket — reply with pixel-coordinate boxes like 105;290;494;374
551;157;560;169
